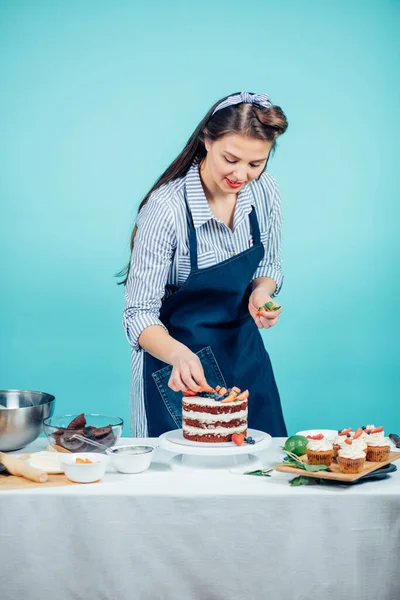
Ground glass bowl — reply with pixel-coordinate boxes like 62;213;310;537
43;413;123;453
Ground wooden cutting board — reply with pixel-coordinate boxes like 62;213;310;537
275;451;400;482
0;472;77;490
0;450;77;490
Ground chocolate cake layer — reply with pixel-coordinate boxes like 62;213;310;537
183;430;248;443
183;418;247;429
182;400;248;414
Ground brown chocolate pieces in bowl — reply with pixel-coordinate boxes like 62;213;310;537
51;414;116;452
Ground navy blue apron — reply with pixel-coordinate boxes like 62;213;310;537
143;186;287;437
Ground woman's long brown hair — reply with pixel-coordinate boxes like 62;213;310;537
117;92;288;285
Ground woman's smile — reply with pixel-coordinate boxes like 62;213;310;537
224;177;245;189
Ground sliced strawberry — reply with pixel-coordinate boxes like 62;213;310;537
232;433;245;446
339;428;352;436
221;394;235;403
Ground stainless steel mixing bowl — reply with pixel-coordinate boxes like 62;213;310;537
0;390;56;451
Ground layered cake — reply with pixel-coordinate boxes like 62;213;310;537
182;386;248;442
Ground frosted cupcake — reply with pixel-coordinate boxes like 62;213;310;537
306;435;333;466
333;428;353;460
364;426;390;462
337;441;366;474
333;428;367;460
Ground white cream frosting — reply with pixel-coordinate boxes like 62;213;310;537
352;437;367;451
366;436;390;448
307;438;333;452
334;433;353;445
182;409;247;422
362;425;376;439
182;397;247;408
365;431;385;443
183;424;247;435
334;434;367;451
338;445;366;460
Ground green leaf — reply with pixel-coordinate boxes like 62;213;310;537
289;476;322;486
283;459;303;469
264;301;274;310
244;468;273;477
289;476;310;486
282;450;306;468
303;464;331;472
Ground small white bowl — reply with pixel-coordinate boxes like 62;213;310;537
296;429;338;442
106;445;154;474
59;452;108;483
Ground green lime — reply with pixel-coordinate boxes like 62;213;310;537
283;435;308;457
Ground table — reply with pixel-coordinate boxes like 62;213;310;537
0;437;399;600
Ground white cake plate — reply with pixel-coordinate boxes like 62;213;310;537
158;429;272;473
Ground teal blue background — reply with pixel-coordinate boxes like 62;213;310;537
1;1;399;436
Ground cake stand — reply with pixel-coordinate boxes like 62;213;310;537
158;429;272;472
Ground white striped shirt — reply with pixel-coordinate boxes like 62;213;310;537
123;158;283;436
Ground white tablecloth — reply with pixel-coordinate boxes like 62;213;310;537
1;437;399;600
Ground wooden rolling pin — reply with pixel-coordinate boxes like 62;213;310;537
0;451;48;483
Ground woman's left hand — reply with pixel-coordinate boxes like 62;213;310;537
248;289;282;329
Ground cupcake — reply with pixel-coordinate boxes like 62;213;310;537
337;441;366;473
333;428;367;460
333;428;353;460
364;426;390;462
306;435;333;466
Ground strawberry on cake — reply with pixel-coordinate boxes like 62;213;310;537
182;385;249;442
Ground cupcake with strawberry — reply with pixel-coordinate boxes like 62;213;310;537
337;438;366;473
363;425;390;462
306;433;333;466
333;428;353;460
333;428;367;460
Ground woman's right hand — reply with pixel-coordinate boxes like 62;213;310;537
168;346;214;393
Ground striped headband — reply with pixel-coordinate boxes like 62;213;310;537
211;91;272;116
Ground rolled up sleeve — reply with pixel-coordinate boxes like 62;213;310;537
252;182;284;297
123;192;176;351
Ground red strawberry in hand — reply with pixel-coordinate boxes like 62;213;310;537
232;433;245;446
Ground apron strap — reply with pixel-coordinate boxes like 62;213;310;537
249;205;261;245
184;185;199;271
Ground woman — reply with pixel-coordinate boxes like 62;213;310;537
121;91;288;438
